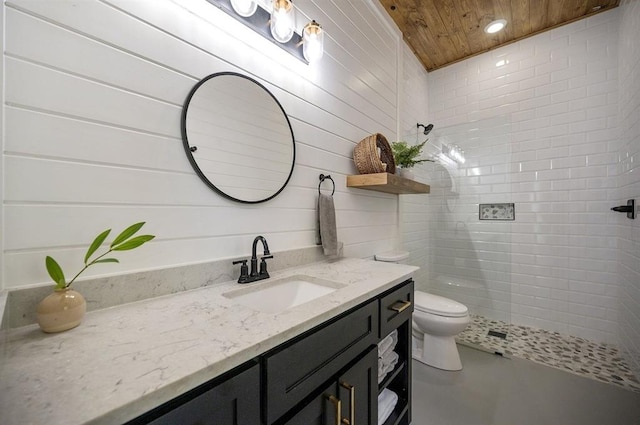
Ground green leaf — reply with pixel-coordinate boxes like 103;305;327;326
112;235;155;251
84;229;111;264
392;140;428;168
45;256;66;289
110;222;146;248
93;258;119;264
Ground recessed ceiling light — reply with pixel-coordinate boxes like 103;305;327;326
484;19;507;34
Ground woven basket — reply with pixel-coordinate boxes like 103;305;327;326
353;133;396;175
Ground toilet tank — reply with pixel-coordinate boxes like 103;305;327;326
374;251;410;264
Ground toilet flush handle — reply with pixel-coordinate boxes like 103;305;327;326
390;300;412;313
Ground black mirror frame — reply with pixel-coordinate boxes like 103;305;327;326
181;71;296;204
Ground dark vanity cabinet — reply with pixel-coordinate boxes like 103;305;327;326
128;279;414;425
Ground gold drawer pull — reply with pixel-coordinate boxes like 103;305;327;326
340;381;355;425
389;300;411;313
327;395;342;425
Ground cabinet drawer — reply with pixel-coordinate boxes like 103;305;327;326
132;361;261;425
379;280;414;337
264;300;379;424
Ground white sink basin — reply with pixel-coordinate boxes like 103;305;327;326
223;275;345;314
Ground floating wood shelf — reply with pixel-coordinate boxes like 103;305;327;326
346;173;430;194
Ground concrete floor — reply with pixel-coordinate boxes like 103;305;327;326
412;345;640;425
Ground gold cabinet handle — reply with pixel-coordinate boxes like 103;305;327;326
327;395;342;425
389;300;412;313
340;381;355;425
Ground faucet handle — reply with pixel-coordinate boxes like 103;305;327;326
232;259;249;283
259;255;273;276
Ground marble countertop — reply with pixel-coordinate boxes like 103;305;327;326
0;258;417;425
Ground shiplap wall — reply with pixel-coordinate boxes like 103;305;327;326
2;0;423;290
618;0;640;382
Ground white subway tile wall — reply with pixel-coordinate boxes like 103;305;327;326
405;9;624;345
617;0;640;383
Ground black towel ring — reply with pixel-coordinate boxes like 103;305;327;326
318;174;335;196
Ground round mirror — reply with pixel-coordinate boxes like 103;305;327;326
181;72;296;203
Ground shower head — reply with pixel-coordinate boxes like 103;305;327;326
417;123;434;136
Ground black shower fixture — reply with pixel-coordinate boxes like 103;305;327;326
417;123;434;136
611;199;635;219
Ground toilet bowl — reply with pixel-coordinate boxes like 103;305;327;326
372;250;470;370
412;291;470;371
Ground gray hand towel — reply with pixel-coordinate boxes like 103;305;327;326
316;193;341;257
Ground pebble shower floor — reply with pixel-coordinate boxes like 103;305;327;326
456;315;640;393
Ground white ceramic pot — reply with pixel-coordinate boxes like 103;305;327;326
398;168;415;180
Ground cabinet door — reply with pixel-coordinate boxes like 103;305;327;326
284;347;377;425
339;347;378;425
282;383;338;425
143;362;260;425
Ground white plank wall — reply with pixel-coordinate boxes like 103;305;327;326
2;0;425;289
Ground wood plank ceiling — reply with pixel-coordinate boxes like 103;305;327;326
378;0;620;72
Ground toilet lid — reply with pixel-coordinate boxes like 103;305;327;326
414;291;468;317
375;251;410;262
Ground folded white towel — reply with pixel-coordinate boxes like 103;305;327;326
378;388;398;425
378;350;399;383
378;329;398;357
381;350;399;369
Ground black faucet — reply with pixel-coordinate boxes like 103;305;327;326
232;235;273;284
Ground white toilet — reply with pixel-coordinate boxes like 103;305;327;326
412;291;470;370
374;250;471;371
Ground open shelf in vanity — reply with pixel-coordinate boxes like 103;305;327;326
378;280;414;425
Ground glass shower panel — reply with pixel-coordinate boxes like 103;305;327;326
403;116;513;355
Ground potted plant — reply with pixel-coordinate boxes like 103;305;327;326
37;222;155;333
391;140;432;179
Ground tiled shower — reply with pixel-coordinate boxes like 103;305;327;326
401;1;640;384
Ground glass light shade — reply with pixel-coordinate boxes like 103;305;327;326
270;0;295;43
230;0;258;17
303;20;324;62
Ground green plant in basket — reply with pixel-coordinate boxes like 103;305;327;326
45;222;155;290
391;140;432;168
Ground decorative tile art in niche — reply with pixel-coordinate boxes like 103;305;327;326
479;203;515;220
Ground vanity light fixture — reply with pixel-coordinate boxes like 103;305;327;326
206;0;324;64
270;0;295;43
484;19;507;34
230;0;258;17
302;20;324;62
